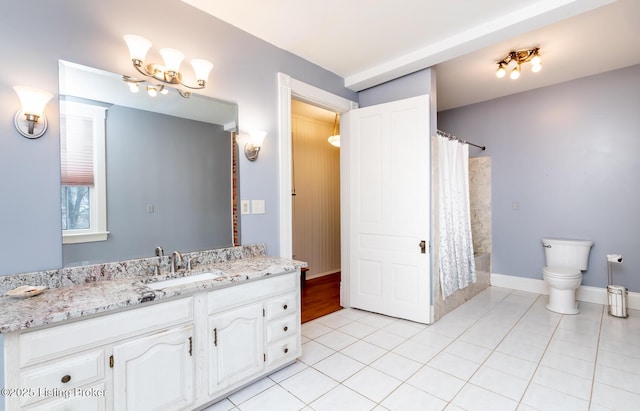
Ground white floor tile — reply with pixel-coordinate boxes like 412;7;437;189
301;320;333;339
444;340;492;364
483;351;537;381
228;377;274;405
427;351;481;381
279;367;339;404
236;384;305;411
299;340;335;365
370;351;422;381
363;329;406;350
521;383;589;411
310;385;376;411
337;320;377;339
340;340;388;364
451;383;518;411
343;366;402;403
381;383;447;410
540;350;594;380
314;329;358;351
591;381;640;410
313;352;366;382
532;365;592;400
595;363;640;395
407;365;466;401
268;360;309;383
392;338;440;363
470;365;529;401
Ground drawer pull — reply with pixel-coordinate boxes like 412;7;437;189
283;347;289;354
61;375;71;384
283;326;288;332
283;304;288;310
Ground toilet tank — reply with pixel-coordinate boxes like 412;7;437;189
542;238;593;270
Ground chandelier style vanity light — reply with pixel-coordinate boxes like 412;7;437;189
327;114;340;147
495;47;541;80
123;34;213;97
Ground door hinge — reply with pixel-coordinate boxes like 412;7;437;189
213;328;218;347
263;308;265;317
189;336;193;356
109;355;114;368
263;353;266;362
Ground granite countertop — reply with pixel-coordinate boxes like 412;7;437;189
0;254;305;334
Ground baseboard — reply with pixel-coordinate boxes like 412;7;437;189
490;273;640;311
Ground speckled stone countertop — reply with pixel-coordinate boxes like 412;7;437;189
0;244;306;334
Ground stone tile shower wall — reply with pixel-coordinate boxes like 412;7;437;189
432;137;492;321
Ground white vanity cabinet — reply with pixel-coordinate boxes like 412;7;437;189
3;270;301;410
205;272;301;402
4;297;194;411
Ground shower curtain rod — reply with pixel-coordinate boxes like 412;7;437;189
437;129;486;151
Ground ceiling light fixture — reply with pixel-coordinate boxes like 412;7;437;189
327;114;340;147
123;34;213;95
495;47;541;80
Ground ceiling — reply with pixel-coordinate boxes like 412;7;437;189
182;0;640;111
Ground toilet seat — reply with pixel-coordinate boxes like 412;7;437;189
543;266;581;278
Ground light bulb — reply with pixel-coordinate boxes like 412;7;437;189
146;85;158;97
510;65;521;80
531;62;542;73
496;65;506;78
128;82;140;93
531;55;541;66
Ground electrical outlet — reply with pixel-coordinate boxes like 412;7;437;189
252;200;265;214
241;200;251;215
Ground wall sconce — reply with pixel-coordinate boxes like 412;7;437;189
13;86;53;139
495;47;541;80
244;130;266;161
123;34;213;94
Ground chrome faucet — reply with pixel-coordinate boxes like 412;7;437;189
170;251;183;274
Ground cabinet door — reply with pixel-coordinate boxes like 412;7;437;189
208;303;264;395
113;325;194;411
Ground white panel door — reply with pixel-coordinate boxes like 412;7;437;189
348;95;431;323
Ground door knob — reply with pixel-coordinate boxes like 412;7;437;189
419;240;426;254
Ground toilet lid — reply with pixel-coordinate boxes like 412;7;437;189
544;266;581;277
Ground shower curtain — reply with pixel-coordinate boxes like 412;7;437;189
438;135;476;299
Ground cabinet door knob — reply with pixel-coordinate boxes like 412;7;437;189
283;326;288;332
61;375;71;384
284;347;289;354
283;304;288;310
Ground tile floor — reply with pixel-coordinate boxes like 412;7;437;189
204;286;640;410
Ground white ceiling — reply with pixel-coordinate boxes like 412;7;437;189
182;0;640;111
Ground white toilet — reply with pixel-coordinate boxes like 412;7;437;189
542;238;593;314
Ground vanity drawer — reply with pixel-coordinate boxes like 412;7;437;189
264;292;298;320
19;349;104;407
266;314;298;343
208;272;296;314
266;335;299;367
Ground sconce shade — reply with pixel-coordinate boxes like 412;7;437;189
14;86;53;117
328;135;340;147
244;130;267;161
191;59;214;83
124;34;152;62
13;86;53;139
160;48;185;73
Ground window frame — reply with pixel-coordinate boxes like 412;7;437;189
60;100;109;244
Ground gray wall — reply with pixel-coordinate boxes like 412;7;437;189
0;0;357;276
438;65;640;292
63;106;232;266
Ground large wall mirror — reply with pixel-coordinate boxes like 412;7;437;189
59;60;239;267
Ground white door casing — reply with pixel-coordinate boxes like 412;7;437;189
347;95;431;323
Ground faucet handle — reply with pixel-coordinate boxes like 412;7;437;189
186;257;199;272
152;264;161;277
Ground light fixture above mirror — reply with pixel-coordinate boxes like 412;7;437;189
123;34;214;94
327;113;340;147
495;47;541;80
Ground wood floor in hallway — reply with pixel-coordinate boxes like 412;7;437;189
301;272;341;323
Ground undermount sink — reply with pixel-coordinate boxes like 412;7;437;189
147;272;221;290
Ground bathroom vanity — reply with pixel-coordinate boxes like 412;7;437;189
0;245;304;410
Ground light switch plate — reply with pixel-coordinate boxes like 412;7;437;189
252;200;265;214
241;200;251;215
